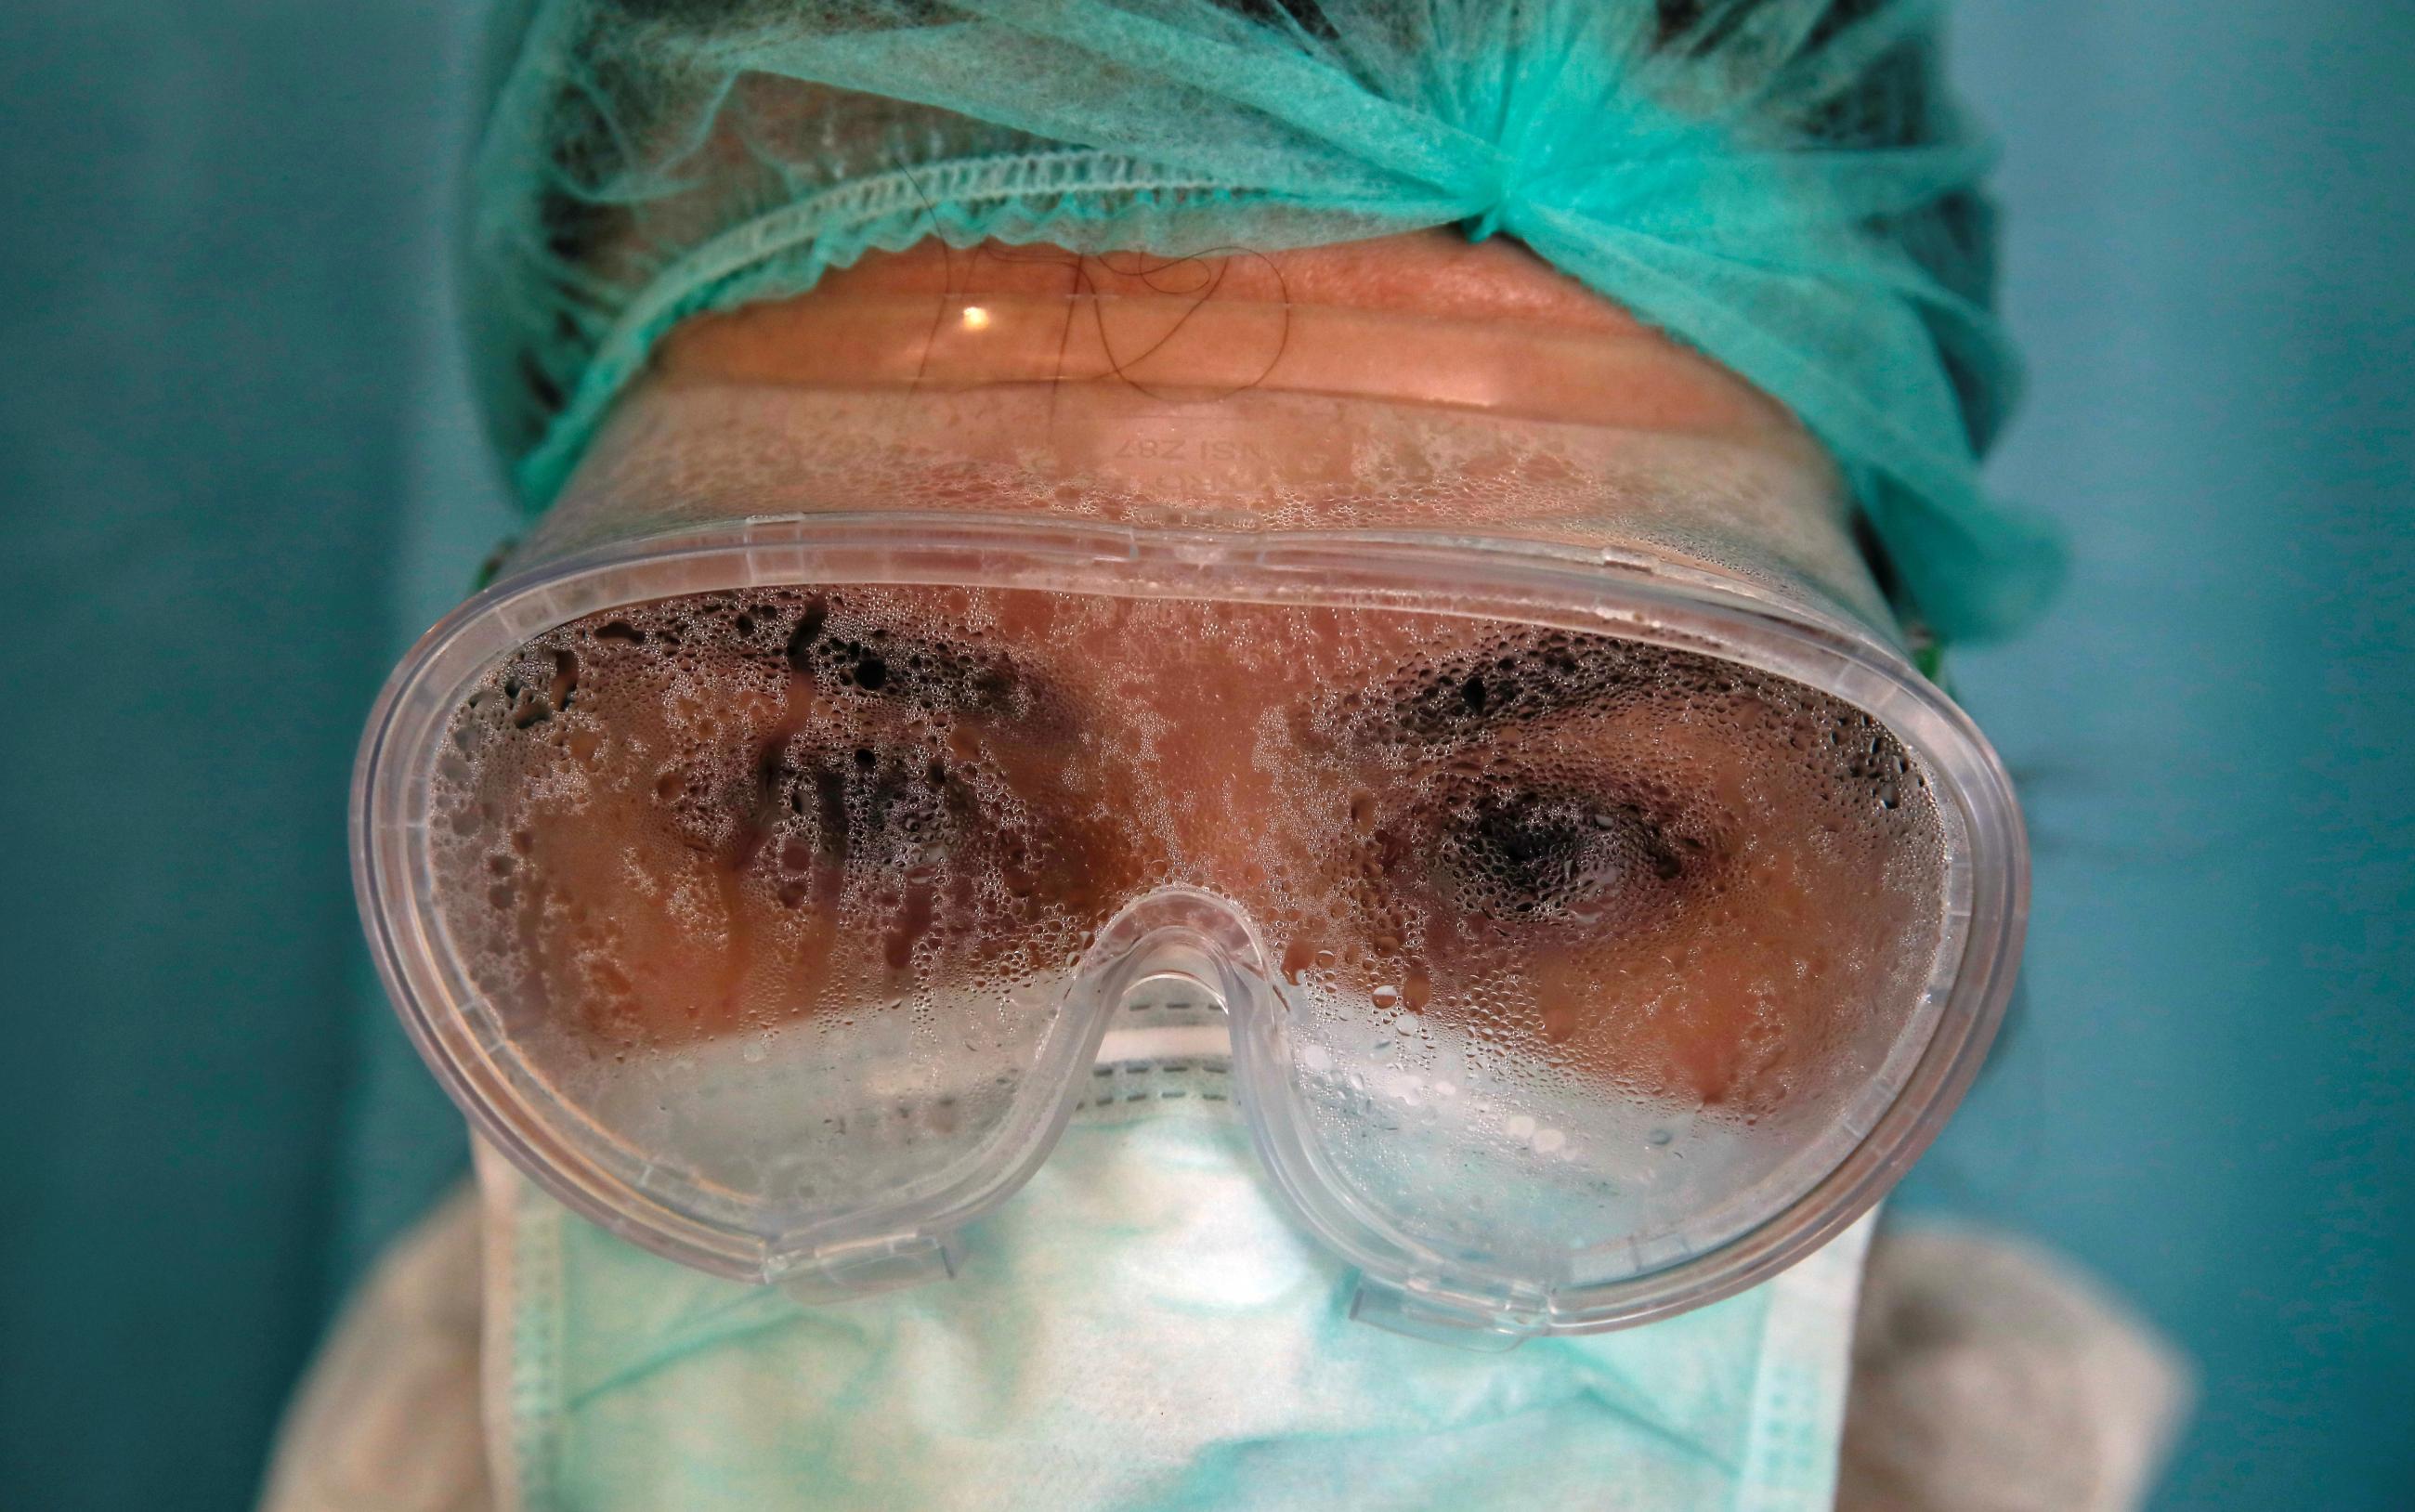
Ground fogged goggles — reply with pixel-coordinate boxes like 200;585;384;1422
355;513;2023;1346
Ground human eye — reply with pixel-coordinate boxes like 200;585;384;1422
436;587;1129;1045
704;736;979;906
1316;649;1725;939
1270;620;1959;1105
1413;773;1705;928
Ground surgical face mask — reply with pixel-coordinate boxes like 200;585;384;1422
357;358;2023;1347
478;1086;1879;1512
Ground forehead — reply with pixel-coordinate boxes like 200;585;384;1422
512;263;1899;641
525;382;1896;636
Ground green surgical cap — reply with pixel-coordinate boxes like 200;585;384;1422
467;0;2064;640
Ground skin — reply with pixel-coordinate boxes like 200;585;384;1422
452;233;1945;1122
656;231;1808;447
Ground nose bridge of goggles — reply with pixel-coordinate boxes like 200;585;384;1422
1070;889;1565;1353
1080;888;1271;1016
1077;887;1269;1071
777;887;1279;1307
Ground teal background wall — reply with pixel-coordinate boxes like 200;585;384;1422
0;5;476;1508
1903;7;2414;1508
0;4;2406;1509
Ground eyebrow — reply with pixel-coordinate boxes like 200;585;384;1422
778;593;1047;723
1376;625;1667;741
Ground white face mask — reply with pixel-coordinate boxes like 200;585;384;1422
478;1055;1873;1512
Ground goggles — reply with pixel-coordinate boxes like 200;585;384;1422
359;502;2022;1348
360;290;2023;1345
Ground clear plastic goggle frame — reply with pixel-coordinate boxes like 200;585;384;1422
354;512;2025;1347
